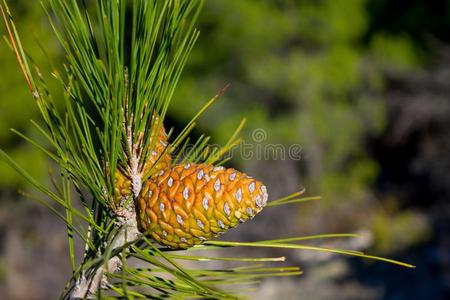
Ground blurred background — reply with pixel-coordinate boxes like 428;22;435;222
0;0;449;299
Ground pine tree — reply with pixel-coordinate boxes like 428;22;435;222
0;0;412;298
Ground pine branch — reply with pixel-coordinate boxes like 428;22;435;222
70;218;140;299
0;1;415;299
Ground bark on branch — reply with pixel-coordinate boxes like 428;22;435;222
68;209;141;299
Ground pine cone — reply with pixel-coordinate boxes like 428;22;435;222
114;116;171;205
138;163;268;249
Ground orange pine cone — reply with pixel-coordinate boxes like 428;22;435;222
137;163;268;249
114;115;171;206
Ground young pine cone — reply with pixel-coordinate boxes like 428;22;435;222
114;116;171;205
137;163;268;249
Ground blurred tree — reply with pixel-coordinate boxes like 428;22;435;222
174;0;419;201
173;0;428;252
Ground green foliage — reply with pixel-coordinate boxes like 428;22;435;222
372;199;431;254
370;33;421;73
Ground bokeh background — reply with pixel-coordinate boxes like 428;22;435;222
0;0;449;299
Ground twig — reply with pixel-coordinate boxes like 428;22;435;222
68;205;141;299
